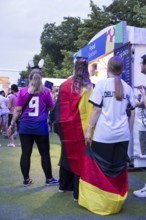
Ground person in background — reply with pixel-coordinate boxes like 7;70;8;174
79;56;135;215
44;81;56;132
0;93;3;147
133;54;146;198
54;57;93;201
7;84;19;147
0;90;9;138
8;59;59;186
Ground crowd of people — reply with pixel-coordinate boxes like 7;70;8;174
0;54;146;215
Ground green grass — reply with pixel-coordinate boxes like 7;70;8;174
0;133;146;220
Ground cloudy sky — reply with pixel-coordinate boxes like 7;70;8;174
0;0;112;84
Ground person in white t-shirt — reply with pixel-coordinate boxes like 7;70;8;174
0;90;9;137
86;56;135;146
84;56;135;214
7;84;19;147
133;54;146;198
0;94;3;147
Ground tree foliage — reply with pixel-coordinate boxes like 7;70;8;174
42;54;56;77
19;0;146;85
75;0;111;49
106;0;146;26
60;50;75;78
40;23;63;67
133;4;146;27
40;17;82;66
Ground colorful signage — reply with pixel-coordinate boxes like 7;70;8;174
74;21;127;62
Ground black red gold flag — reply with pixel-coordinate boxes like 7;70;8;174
55;77;93;175
79;147;128;215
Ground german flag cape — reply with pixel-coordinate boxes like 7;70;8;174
79;147;128;215
55;77;93;175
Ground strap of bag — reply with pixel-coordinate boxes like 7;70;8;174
21;94;34;114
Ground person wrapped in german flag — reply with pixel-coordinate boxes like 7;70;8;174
79;56;135;215
54;57;93;200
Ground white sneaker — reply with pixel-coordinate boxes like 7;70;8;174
7;143;15;147
58;189;65;193
133;184;146;198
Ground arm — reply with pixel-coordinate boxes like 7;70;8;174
140;86;146;109
10;106;22;125
128;109;135;133
85;106;101;144
135;100;145;108
7;96;12;110
8;106;22;136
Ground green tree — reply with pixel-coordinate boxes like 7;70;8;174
19;0;146;82
57;17;83;51
74;0;111;49
42;54;56;77
33;54;43;67
40;17;82;67
40;23;63;66
133;3;146;27
106;0;146;26
60;50;75;78
40;17;83;78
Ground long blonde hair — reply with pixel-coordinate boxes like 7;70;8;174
28;68;44;94
107;56;124;100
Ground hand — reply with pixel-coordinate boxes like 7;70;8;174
136;102;145;108
135;85;145;90
140;86;146;95
8;125;14;137
85;130;92;146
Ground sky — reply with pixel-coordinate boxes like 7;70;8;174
0;0;113;85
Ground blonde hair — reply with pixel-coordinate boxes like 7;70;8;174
107;56;124;101
28;68;44;94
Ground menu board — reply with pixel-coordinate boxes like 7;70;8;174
114;43;131;86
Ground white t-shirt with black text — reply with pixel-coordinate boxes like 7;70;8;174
89;78;135;143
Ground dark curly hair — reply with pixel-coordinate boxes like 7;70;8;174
72;57;92;93
11;84;18;92
141;54;146;65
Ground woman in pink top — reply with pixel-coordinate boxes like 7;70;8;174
7;84;19;147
